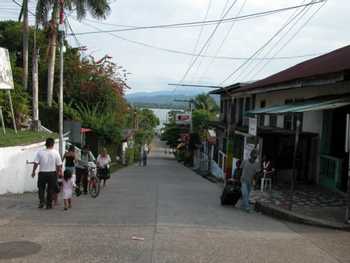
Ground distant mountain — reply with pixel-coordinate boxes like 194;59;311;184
126;89;213;108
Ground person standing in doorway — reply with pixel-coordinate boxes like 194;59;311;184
240;149;260;212
32;138;63;209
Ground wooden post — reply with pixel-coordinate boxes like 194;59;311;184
345;114;350;224
289;117;301;211
7;90;17;133
0;106;5;135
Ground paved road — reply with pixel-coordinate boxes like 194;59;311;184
0;138;349;262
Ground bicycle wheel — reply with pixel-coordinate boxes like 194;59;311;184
88;176;100;198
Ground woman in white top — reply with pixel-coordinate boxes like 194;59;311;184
97;148;112;187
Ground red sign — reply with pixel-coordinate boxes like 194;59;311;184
180;133;190;143
176;113;191;124
177;114;190;121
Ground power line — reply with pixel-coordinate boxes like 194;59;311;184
190;0;213;65
249;0;328;81
218;0;325;85
174;0;213;96
70;18;322;61
83;18;138;28
178;0;239;84
68;1;326;36
197;0;248;82
189;0;237;83
11;0;36;17
66;16;86;57
239;0;312;81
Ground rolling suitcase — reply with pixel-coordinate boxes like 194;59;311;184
220;180;241;206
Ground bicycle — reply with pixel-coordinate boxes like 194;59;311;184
75;161;100;198
87;162;100;198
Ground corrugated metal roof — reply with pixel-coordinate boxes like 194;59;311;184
248;97;350;115
245;45;350;91
209;82;250;95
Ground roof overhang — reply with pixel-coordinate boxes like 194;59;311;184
247;96;350;116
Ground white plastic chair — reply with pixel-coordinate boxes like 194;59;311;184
260;169;274;192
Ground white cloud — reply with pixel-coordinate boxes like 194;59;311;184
67;0;350;93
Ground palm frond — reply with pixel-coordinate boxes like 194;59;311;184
35;0;55;25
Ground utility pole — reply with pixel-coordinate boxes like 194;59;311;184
58;0;65;157
32;22;40;131
289;117;301;211
345;114;350;224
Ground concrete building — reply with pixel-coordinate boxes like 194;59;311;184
211;45;350;193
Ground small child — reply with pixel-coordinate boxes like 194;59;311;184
63;170;75;211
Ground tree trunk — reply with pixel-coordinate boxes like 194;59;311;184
32;24;40;130
47;7;59;107
22;0;29;91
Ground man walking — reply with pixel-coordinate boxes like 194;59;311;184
143;143;149;166
240;149;260;212
32;138;63;209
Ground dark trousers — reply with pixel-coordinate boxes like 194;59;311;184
76;167;88;194
98;167;109;180
38;172;56;206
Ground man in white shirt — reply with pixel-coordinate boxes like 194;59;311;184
32;138;63;209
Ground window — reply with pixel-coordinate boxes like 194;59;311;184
259;100;266;127
252;95;256;110
238;98;244;125
270;115;277;127
284;99;293;130
231;99;236;124
284;113;293;130
223;100;227;122
245;97;251;112
293;113;303;131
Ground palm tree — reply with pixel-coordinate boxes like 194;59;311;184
19;0;29;91
35;0;111;107
193;93;219;114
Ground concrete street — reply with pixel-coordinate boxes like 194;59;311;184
0;138;349;263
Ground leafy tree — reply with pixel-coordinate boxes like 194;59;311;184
133;108;159;146
161;122;181;148
193;93;219;115
35;0;111;106
74;102;122;143
138;108;160;130
192;109;211;135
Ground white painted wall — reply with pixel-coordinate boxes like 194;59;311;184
277;115;284;128
302;111;323;135
0;140;62;195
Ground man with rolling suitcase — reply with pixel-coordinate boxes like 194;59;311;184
240;149;260;212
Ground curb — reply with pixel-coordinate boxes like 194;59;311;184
195;170;220;184
255;201;350;231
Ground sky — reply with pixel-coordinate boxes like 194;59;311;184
1;0;350;95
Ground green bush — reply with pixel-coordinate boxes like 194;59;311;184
126;147;135;165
